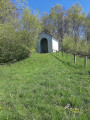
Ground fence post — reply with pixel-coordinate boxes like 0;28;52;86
58;51;60;56
66;53;68;59
74;53;76;63
84;55;87;66
62;50;64;57
56;50;57;55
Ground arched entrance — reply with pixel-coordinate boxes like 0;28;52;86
40;38;48;53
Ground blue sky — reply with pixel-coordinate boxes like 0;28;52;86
12;0;90;15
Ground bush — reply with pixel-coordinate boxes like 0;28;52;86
63;36;89;56
76;40;88;55
63;36;74;53
0;24;30;63
0;41;30;63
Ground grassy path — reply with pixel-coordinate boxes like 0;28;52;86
0;53;90;120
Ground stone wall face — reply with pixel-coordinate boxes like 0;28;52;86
36;32;58;53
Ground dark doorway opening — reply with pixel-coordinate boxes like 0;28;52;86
40;38;48;53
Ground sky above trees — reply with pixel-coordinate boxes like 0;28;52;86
11;0;90;15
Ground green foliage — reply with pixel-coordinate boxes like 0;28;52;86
65;3;86;37
0;0;18;24
63;36;90;56
20;9;42;52
0;2;42;63
85;12;90;43
42;3;87;52
0;41;30;63
0;24;30;63
42;4;65;40
87;43;90;56
76;40;88;55
63;36;74;53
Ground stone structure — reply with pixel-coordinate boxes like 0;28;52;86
36;32;59;53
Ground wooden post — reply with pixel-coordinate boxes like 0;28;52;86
59;51;60;56
62;50;64;57
84;55;87;66
74;53;76;63
66;53;68;59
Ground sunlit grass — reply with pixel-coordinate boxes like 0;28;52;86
0;53;90;120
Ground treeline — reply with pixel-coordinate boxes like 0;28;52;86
0;1;90;63
42;3;90;56
0;0;42;63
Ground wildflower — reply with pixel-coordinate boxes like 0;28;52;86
0;107;2;110
70;108;73;111
74;108;77;111
73;108;77;113
74;110;77;113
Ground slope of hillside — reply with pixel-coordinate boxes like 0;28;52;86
0;53;90;120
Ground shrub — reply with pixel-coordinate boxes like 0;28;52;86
76;40;88;55
0;24;30;63
63;36;89;56
0;41;30;63
63;36;74;53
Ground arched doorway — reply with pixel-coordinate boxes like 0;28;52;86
40;38;48;53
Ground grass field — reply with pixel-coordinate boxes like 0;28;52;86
0;53;90;120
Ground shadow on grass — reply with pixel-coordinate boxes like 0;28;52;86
50;53;83;69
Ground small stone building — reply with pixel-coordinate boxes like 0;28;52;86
36;32;59;53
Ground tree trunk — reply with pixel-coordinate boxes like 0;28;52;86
74;53;76;63
66;53;68;59
84;56;87;66
56;50;57;55
59;51;60;56
62;50;64;57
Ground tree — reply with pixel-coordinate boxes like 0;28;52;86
42;4;65;50
20;9;42;52
85;12;90;43
0;23;30;63
0;1;42;63
42;11;56;35
0;0;18;24
50;5;65;50
65;3;86;43
63;36;74;53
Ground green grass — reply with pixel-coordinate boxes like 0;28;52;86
0;53;90;120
